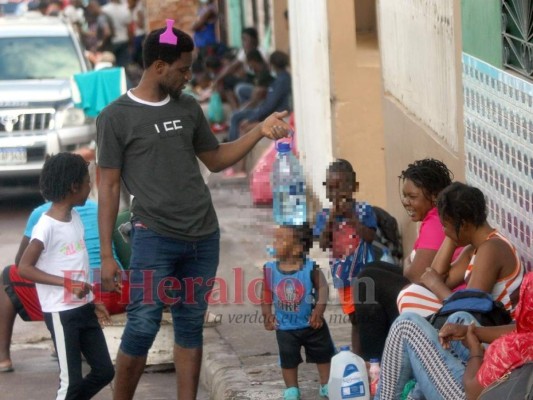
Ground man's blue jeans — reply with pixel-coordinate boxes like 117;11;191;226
376;312;478;400
120;222;220;356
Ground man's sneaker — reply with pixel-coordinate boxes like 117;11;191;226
283;387;301;400
319;384;329;398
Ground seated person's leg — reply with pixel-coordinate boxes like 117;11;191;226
397;283;442;317
354;304;389;360
357;262;409;322
228;109;255;142
355;263;410;359
222;75;243;111
234;82;254;106
0;265;43;371
376;312;466;400
0;267;16;369
1;265;43;322
445;311;480;362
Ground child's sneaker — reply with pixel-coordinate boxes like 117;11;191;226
319;383;329;398
283;387;301;400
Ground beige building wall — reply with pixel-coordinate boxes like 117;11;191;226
327;0;387;208
271;0;289;54
288;0;386;213
378;0;465;250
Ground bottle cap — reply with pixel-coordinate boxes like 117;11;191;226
276;141;291;153
339;345;350;351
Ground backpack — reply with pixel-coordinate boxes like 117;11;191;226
479;363;533;400
371;206;403;266
426;289;512;330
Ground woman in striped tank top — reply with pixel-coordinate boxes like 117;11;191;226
398;182;524;318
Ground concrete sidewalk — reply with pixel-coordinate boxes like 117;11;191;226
201;310;351;400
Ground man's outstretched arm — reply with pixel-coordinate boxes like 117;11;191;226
197;110;291;172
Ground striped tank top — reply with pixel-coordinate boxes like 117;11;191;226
398;230;524;318
464;231;524;318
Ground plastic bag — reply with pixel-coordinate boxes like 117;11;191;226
207;91;224;123
331;242;375;289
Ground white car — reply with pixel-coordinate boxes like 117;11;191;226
0;14;95;187
0;1;28;16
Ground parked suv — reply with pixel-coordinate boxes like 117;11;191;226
0;14;95;186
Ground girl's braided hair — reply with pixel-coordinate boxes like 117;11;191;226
399;158;453;200
40;152;88;202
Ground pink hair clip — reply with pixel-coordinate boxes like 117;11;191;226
159;19;178;45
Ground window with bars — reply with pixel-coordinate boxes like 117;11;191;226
502;0;533;80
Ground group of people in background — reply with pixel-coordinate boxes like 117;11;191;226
188;25;293;177
22;0;145;72
15;0;293;178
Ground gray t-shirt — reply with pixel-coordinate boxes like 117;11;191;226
97;92;220;241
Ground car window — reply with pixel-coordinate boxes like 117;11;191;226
0;2;27;16
0;36;83;80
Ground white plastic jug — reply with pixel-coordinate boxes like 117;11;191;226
328;346;370;400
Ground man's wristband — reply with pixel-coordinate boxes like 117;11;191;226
468;354;484;361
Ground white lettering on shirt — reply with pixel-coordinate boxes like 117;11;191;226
163;119;183;132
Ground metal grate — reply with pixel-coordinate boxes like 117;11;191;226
502;0;533;80
0;109;55;133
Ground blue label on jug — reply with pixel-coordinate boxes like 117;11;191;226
341;364;366;398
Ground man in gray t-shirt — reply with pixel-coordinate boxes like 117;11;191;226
97;26;290;400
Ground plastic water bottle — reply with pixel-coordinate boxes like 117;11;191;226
271;141;306;225
328;346;370;400
369;358;381;396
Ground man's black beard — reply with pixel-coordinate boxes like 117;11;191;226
169;89;182;100
160;83;181;100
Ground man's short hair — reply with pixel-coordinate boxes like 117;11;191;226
143;27;195;69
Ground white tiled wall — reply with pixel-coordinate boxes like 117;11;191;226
463;53;533;271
